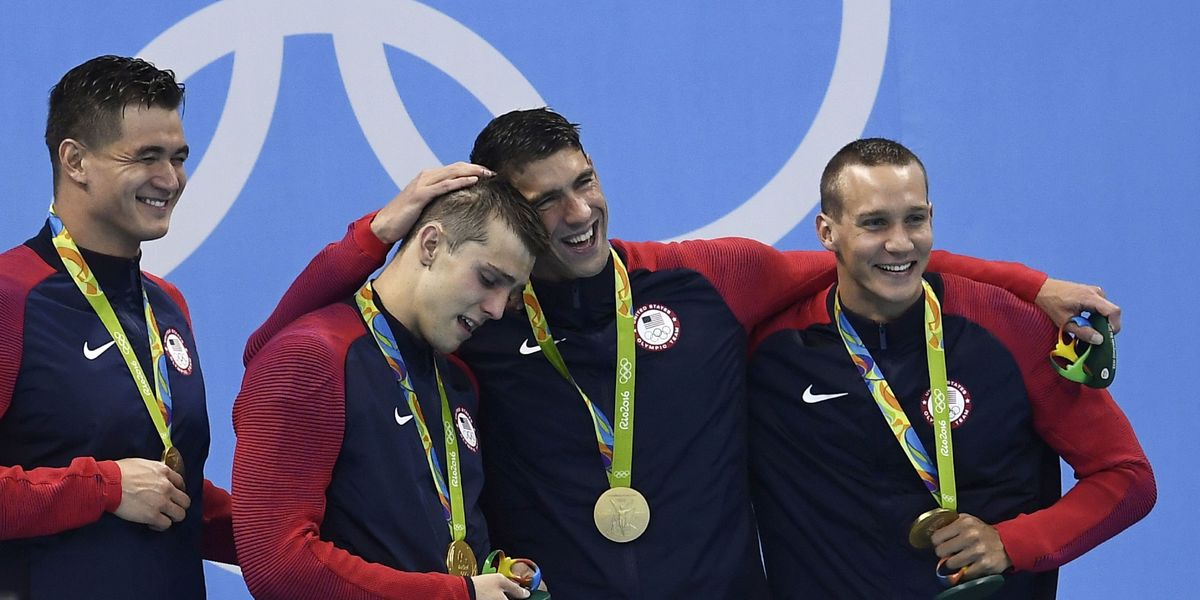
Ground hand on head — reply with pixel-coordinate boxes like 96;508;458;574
371;163;495;245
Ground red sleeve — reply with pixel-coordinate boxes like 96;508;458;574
232;308;471;600
944;276;1155;572
0;458;123;540
145;272;193;327
617;238;837;331
0;246;124;540
243;213;391;365
202;479;238;564
928;250;1046;303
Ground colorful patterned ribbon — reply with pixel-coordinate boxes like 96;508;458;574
355;282;466;541
47;205;176;456
834;279;956;509
522;247;637;488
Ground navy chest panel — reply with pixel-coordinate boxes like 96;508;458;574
327;336;488;572
462;266;745;500
4;271;208;475
458;266;770;598
749;314;1056;597
752;315;1048;515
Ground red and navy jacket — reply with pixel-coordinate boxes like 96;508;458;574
245;213;1051;599
748;273;1156;599
233;297;488;600
0;225;235;599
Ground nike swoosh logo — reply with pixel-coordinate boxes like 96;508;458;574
83;340;116;360
519;338;566;355
802;385;849;404
394;408;414;426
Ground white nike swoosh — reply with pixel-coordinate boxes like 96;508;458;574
394;408;414;426
802;385;849;404
519;338;566;355
83;340;116;360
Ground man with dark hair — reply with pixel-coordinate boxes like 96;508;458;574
748;138;1154;598
247;109;1118;598
0;55;236;598
233;179;549;600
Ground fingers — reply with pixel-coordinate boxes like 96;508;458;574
428;175;480;198
470;574;529;600
113;457;192;531
413;162;494;192
1096;295;1122;334
166;465;186;490
498;576;530;598
1064;322;1103;346
930;514;1011;577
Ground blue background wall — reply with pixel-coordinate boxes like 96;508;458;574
1;2;1194;597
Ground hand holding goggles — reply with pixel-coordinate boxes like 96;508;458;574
1050;313;1116;388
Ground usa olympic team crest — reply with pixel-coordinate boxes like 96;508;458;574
920;380;972;428
455;407;479;453
634;304;680;351
163;328;193;376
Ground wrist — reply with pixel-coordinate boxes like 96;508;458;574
96;459;123;512
368;210;398;245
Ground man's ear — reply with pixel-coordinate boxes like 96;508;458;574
415;222;445;267
59;139;88;186
815;212;837;252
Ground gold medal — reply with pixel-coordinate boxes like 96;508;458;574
593;487;651;543
909;507;958;548
446;539;477;576
161;446;185;478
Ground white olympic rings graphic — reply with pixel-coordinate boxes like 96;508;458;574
618;357;634;384
645;326;672;342
135;0;889;275
931;389;947;413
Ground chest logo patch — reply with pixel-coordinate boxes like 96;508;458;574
455;407;479;453
921;380;972;429
634;303;680;351
163;328;193;375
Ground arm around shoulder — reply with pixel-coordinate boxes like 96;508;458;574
242;212;392;366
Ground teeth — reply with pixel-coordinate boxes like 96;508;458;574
878;262;913;272
460;316;477;331
138;197;167;208
563;226;594;245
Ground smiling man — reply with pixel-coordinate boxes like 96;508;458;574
747;138;1155;598
232;179;548;600
0;55;236;598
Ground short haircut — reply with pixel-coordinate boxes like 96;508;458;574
819;138;929;220
401;178;549;258
45;55;185;187
469;107;584;177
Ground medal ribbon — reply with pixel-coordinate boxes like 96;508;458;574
47;205;176;455
355;282;467;541
522;247;636;489
834;280;956;510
